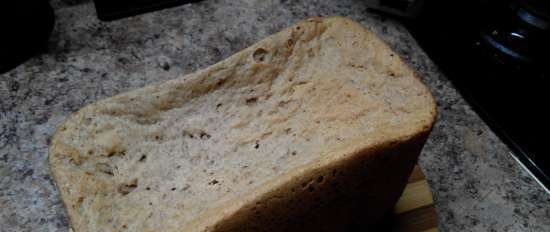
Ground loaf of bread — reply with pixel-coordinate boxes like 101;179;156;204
49;17;437;232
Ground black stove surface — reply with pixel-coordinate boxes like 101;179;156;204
405;1;549;190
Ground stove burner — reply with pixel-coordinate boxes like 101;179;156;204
406;0;550;190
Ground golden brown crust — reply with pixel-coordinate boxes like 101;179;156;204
49;16;437;232
201;130;433;232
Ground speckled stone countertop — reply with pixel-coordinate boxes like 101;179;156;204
1;0;549;231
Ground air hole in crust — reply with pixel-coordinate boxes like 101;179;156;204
253;48;268;62
200;132;211;139
209;179;219;185
317;176;324;183
246;97;258;105
96;163;114;175
118;179;138;195
216;79;226;87
106;149;126;157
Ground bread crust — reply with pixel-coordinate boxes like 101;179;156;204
194;130;433;232
49;16;437;232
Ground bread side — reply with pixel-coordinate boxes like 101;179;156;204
49;17;437;232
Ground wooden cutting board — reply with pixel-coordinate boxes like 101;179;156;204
391;165;439;232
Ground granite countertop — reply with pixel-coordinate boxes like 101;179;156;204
1;0;549;231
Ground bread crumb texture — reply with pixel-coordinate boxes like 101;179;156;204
49;17;436;232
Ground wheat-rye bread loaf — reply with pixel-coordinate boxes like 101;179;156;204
49;17;437;232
